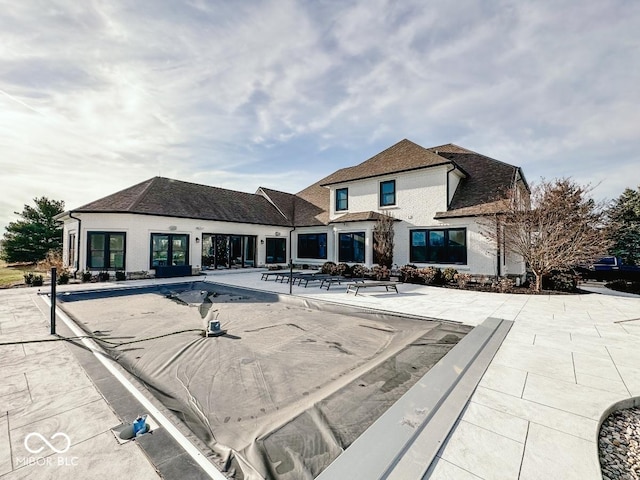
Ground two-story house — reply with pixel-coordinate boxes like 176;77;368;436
56;139;528;278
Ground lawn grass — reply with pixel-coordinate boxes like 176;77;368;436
0;260;45;288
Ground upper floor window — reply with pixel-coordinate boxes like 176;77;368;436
87;232;126;270
336;188;348;211
380;180;396;207
410;228;466;264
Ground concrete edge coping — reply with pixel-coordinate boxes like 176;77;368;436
595;396;640;478
317;316;514;480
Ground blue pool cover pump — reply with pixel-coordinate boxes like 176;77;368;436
206;320;227;337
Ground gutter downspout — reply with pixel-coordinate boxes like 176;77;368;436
68;212;81;279
289;198;297;295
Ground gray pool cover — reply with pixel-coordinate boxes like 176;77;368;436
59;282;470;479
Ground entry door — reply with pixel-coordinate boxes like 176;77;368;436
266;238;286;264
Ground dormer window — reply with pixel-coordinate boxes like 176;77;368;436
380;180;396;207
336;188;348;211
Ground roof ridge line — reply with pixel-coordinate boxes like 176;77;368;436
256;187;291;222
127;177;159;212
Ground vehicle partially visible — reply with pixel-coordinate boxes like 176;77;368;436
578;256;640;281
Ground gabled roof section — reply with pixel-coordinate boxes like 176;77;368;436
429;145;526;218
74;177;292;226
293;181;331;226
320;139;449;186
330;211;400;224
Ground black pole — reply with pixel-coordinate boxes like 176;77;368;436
50;267;56;335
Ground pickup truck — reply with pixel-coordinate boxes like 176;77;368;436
579;256;640;281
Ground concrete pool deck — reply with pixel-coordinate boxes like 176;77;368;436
1;272;639;479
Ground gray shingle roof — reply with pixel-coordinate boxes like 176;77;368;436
319;139;449;186
74;177;291;226
428;144;525;218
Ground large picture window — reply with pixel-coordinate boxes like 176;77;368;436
336;188;348;211
339;232;365;263
380;180;396;207
410;228;467;264
297;233;327;259
87;232;126;269
151;233;189;268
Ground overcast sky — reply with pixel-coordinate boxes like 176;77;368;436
1;0;638;231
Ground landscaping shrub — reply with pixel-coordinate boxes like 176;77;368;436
24;272;34;285
321;261;337;275
544;270;578;292
494;277;515;293
98;271;110;282
115;271;126;281
399;264;419;283
57;270;70;285
31;274;43;287
352;264;369;278
419;267;444;285
443;267;458;283
454;273;471;288
606;280;640;295
81;271;93;282
336;263;352;277
372;264;390;280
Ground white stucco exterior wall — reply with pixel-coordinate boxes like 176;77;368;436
60;212;292;273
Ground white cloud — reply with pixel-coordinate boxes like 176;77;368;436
0;0;639;231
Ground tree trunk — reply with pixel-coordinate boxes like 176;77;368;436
534;272;542;292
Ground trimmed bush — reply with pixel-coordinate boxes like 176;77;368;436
454;273;471;288
321;261;337;275
31;274;44;287
336;263;352;276
98;271;110;282
494;276;515;293
399;264;419;283
115;271;126;281
351;264;368;278
81;271;93;282
372;264;390;281
443;267;458;283
24;273;34;285
544;270;578;292
57;270;70;285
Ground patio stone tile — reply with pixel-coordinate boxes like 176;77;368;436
522;373;627;420
575;372;629;396
10;400;116;460
0;374;28;398
471;387;598;441
461;402;528;443
9;385;102;430
427;456;483;479
519;423;600;480
478;364;527;397
572;351;620;380
606;344;640;368
490;343;575;382
439;420;524;480
0;414;11;476
615;363;640;396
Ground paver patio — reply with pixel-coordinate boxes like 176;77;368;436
1;272;639;479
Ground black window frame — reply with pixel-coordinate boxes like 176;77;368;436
266;237;287;264
68;233;76;269
336;188;349;211
338;231;366;263
409;228;467;265
380;180;396;207
87;231;126;270
297;233;328;260
150;233;190;269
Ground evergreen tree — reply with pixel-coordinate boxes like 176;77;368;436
607;187;640;265
1;197;65;263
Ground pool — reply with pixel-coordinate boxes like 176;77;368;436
58;281;471;480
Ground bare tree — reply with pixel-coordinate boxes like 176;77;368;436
373;213;395;268
482;178;610;292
